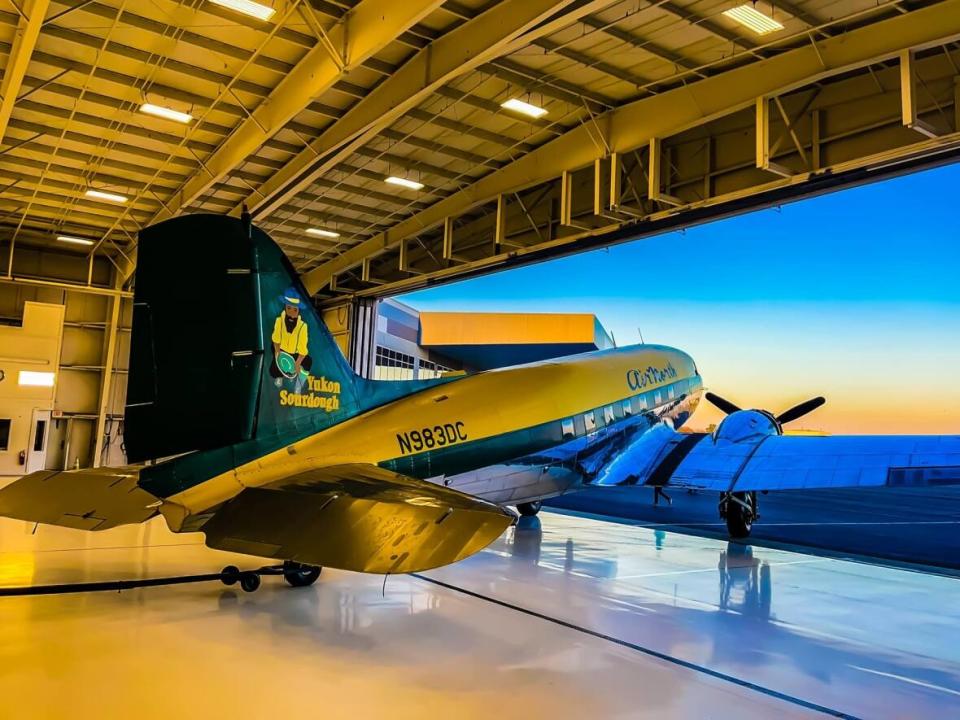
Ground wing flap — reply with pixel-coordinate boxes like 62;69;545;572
0;467;158;530
201;464;516;573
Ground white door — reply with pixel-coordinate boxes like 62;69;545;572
25;409;52;473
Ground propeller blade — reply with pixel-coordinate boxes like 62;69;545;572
705;392;742;416
776;397;826;425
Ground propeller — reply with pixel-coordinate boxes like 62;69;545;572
775;396;826;425
704;392;741;416
705;392;826;426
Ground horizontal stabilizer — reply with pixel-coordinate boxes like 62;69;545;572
0;467;158;530
201;464;516;574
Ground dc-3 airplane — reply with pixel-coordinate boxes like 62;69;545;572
2;214;958;591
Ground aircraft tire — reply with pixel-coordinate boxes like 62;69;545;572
517;501;542;517
725;495;753;539
240;572;261;593
283;562;322;587
220;565;240;586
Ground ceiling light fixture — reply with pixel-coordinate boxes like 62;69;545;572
57;235;94;246
306;228;341;239
722;3;784;34
140;103;193;124
385;176;424;191
208;0;276;21
18;370;55;387
501;97;548;119
85;189;127;203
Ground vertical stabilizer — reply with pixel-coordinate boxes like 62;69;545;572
125;215;379;462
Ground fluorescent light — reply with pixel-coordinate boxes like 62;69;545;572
306;228;340;239
723;4;784;34
18;370;55;387
501;97;548;119
208;0;275;21
385;176;424;191
140;103;192;124
85;189;127;203
57;235;94;246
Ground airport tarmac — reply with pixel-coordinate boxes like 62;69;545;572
1;512;958;719
547;486;960;571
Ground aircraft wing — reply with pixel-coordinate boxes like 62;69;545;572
593;428;960;492
201;464;516;574
0;466;158;530
668;434;960;492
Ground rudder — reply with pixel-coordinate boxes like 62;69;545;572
125;214;363;462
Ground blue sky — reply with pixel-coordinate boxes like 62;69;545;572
400;162;960;434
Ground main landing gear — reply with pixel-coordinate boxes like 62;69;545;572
219;561;322;593
516;500;542;517
719;491;757;539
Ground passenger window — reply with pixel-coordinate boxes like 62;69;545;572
622;399;632;416
654;391;663;406
603;405;615;424
668;386;675;400
631;396;643;414
561;418;575;440
584;411;597;432
574;415;586;436
613;402;624;419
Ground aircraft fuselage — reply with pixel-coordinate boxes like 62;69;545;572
159;344;702;528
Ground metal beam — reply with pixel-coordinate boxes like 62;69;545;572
575;14;702;74
901;49;940;138
0;274;133;298
300;1;960;293
92;291;120;468
658;1;757;51
242;0;616;220
756;97;793;177
0;0;50;144
648;137;682;205
955;76;960;132
150;0;444;224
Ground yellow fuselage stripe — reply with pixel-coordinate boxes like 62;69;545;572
165;345;695;517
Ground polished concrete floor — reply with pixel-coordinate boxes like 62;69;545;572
1;512;958;719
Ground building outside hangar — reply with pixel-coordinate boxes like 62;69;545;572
372;299;615;380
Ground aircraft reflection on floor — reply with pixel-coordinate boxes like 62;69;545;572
422;513;960;718
505;515;618;579
718;543;772;621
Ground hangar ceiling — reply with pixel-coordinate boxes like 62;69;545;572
0;0;958;302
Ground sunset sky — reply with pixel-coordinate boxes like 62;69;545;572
401;163;960;435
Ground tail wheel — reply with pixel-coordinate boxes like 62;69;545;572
283;561;322;587
220;565;241;586
239;572;261;593
724;492;755;539
516;501;542;517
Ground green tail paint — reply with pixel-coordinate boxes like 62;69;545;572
126;214;453;498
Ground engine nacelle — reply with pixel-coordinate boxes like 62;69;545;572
713;410;780;444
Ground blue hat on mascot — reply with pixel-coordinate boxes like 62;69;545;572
282;287;303;307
